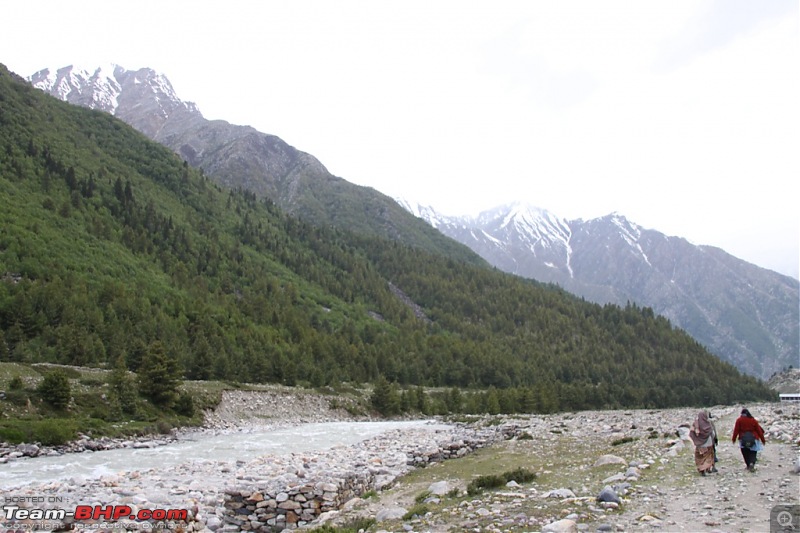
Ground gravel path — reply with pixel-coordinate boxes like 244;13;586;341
618;406;800;532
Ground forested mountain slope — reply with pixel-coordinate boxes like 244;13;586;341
0;64;774;410
402;202;799;379
28;65;483;267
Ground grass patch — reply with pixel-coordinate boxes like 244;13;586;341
0;418;77;445
0;364;224;444
379;426;673;531
414;490;432;503
466;467;536;495
0;363;42;387
402;503;430;520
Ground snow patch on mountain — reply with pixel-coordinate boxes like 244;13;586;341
609;213;652;267
394;199;452;229
398;200;577;278
28;64;201;120
31;65;124;113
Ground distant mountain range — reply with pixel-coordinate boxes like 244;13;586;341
398;201;799;379
29;64;799;380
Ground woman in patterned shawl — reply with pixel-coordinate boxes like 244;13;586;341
690;410;716;475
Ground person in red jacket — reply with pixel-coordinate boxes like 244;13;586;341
731;408;765;471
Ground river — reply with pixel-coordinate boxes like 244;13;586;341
0;420;446;489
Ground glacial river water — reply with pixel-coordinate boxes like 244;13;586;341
0;420;445;488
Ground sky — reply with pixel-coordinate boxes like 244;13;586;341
3;1;799;279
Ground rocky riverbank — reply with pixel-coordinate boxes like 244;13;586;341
0;387;361;463
1;394;798;533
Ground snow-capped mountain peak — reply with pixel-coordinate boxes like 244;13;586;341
471;202;571;248
28;65;202;138
398;200;576;277
31;64;125;113
394;198;453;229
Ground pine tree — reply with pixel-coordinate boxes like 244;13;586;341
413;386;429;414
370;376;400;416
37;370;71;409
109;356;138;415
137;341;181;407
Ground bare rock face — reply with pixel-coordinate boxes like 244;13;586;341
767;368;800;393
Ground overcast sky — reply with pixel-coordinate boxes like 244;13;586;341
3;1;799;279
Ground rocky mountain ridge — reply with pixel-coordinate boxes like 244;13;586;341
28;65;482;265
400;201;799;380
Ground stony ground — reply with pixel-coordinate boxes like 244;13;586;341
1;390;797;533
329;403;800;533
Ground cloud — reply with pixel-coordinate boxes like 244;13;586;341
654;0;797;71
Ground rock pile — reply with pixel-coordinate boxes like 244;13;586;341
221;426;498;531
203;388;364;430
0;435;177;463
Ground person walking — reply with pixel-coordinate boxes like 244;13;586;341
731;408;765;472
690;410;717;475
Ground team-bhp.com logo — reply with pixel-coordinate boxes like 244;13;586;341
2;503;188;530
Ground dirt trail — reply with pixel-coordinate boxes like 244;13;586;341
621;407;800;532
327;405;799;532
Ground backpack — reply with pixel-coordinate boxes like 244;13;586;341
740;431;756;448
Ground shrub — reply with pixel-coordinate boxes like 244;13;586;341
8;375;24;390
611;436;637;446
31;419;77;446
402;504;430;520
0;425;26;443
174;391;195;417
503;467;536;484
467;474;505;495
37;370;71;409
414;490;432;503
109;358;138;416
2;389;30;407
467;467;536;495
